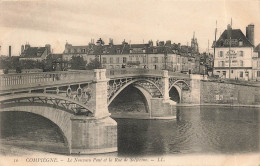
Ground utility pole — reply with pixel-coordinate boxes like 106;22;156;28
229;36;231;79
228;19;232;79
212;20;217;76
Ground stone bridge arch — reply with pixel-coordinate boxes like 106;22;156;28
108;78;164;111
0;103;72;152
169;79;190;103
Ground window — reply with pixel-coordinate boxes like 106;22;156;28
117;49;121;54
136;57;139;61
219;61;225;67
143;57;146;63
219;51;223;57
143;49;146;53
123;57;127;63
222;71;226;78
81;49;85;53
102;57;107;64
231;70;233;73
130;56;133;61
240;60;244;66
130;50;133;54
232;60;237;66
257;71;260;77
257;61;260;67
110;57;113;63
239;41;243;46
240;71;243;77
116;57;120;63
177;57;180;63
153;49;157;53
154;57;158;63
239;51;244;57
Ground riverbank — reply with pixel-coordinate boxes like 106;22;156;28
177;103;260;108
111;112;176;120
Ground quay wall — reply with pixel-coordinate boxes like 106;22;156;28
199;81;260;106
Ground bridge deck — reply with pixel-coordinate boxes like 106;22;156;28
0;69;189;94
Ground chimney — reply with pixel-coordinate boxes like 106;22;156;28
45;44;51;54
21;45;24;53
25;43;30;50
246;24;254;46
227;24;232;39
109;38;114;46
148;40;153;47
9;46;11;57
165;40;171;46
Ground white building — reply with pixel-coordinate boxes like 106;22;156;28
213;24;255;80
63;39;197;73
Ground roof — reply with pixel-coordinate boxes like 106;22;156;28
215;29;254;48
254;43;260;52
21;47;46;58
64;41;199;58
47;53;63;60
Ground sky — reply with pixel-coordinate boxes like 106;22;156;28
0;0;259;56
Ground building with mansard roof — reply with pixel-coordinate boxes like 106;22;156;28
20;43;51;61
213;24;255;80
63;38;199;73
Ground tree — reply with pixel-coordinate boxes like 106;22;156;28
86;58;102;70
70;56;86;70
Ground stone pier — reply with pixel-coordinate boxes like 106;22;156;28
70;69;117;154
150;70;177;119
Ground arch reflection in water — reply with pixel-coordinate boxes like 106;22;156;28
0;111;69;154
116;106;260;156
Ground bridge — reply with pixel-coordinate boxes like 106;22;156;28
0;69;204;154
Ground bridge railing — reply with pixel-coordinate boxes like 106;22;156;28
0;68;189;91
0;70;94;90
106;68;164;78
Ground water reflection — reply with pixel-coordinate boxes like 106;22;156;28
0;106;259;156
116;106;260;156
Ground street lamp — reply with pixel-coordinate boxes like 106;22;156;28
164;45;168;70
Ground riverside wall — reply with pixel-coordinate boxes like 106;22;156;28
199;81;260;106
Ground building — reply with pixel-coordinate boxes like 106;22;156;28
63;38;198;73
20;43;51;61
213;24;255;80
252;43;260;80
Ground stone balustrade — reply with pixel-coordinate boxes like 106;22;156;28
0;69;189;92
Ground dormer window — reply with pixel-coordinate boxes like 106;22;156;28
130;49;133;54
153;49;157;53
143;49;146;53
117;49;121;54
239;41;243;46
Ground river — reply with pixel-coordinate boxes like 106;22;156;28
0;106;259;156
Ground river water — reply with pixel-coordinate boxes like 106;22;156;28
0;106;259;156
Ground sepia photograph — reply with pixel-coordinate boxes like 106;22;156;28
0;0;260;165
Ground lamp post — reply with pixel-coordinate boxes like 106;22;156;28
96;38;104;69
164;45;168;70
